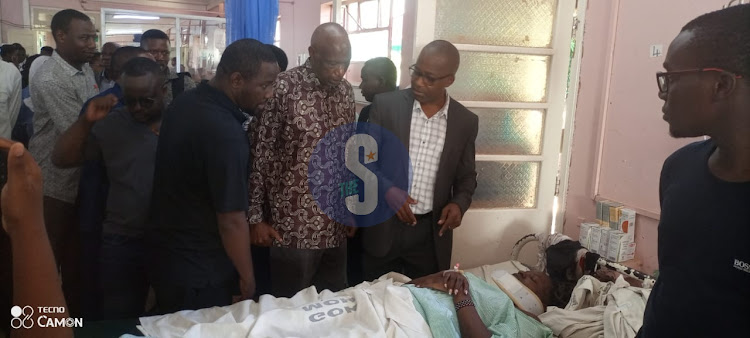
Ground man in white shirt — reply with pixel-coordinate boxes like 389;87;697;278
0;59;22;139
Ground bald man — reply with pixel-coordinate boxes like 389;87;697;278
360;40;478;280
249;23;356;297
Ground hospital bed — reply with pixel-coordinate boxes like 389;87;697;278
92;233;653;338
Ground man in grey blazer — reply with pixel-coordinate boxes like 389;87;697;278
361;40;478;280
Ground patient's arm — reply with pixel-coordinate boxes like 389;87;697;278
410;271;491;338
453;293;492;338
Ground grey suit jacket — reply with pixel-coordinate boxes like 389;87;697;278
361;89;478;270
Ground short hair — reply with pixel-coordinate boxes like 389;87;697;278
12;43;25;53
140;29;170;46
21;54;42;88
112;46;146;68
681;4;750;75
40;46;53;54
217;39;276;79
50;9;91;39
121;57;165;84
0;44;16;59
267;44;288;71
364;57;397;89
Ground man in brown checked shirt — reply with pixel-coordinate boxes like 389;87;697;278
248;23;356;297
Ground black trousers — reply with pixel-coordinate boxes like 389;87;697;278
153;281;235;315
362;212;439;281
270;243;347;298
43;196;82;317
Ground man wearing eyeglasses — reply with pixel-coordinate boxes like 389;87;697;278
360;40;478;281
74;46;152;319
52;57;166;320
140;29;195;106
638;5;750;338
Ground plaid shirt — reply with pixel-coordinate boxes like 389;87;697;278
408;94;449;214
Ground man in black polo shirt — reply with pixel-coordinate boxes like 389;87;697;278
148;39;279;313
639;5;750;337
52;57;165;319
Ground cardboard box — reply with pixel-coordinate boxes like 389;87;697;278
608;203;624;230
607;231;636;262
618;241;636;262
600;201;611;226
589;226;603;254
606;230;624;261
579;222;598;249
618;208;636;238
599;228;612;257
596;200;606;225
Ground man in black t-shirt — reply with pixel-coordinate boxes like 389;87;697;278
639;5;750;337
148;39;279;313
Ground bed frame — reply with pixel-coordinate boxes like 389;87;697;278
510;234;656;288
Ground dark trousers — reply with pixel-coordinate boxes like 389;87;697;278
270;243;347;298
97;233;149;320
347;230;365;287
362;213;439;281
43;196;82;317
153;281;235;315
251;245;272;297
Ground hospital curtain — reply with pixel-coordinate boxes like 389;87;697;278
226;0;279;45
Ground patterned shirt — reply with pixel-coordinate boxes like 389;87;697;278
29;52;99;203
249;59;356;249
165;68;196;106
408;94;449;214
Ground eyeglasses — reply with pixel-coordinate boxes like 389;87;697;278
147;50;170;58
656;67;743;94
409;65;452;86
122;96;158;109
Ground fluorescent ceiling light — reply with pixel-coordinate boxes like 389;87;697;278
113;14;160;20
105;29;143;36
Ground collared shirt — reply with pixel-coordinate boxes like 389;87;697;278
408;93;450;214
98;71;116;92
0;60;22;139
29;51;98;203
149;82;250;286
165;68;196;106
249;59;356;249
84;107;158;236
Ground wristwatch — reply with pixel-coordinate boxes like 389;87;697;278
454;298;475;311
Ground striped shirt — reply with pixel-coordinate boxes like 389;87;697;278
408;94;449;214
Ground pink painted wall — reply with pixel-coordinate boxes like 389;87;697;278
564;0;730;274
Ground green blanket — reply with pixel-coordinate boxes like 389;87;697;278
405;272;552;338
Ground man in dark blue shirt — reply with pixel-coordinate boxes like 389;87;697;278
74;46;151;319
54;57;166;319
639;5;750;337
148;39;279;313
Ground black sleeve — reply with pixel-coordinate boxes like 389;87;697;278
659;153;675;207
202;123;249;213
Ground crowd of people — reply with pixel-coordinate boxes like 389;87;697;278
1;3;749;338
0;7;480;329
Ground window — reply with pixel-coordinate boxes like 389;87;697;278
274;16;281;47
324;0;405;86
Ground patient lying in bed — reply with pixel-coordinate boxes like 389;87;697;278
137;266;554;338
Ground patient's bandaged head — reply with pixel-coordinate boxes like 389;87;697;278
491;270;545;316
